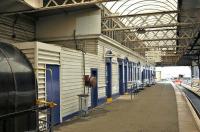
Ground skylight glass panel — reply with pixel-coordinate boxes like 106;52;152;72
103;0;178;58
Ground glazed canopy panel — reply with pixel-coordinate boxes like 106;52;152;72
0;42;37;132
102;0;179;65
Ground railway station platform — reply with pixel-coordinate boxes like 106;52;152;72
55;83;199;132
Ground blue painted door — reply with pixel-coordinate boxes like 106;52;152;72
91;68;98;107
119;64;124;95
124;65;127;93
142;69;145;83
150;70;152;83
46;65;60;125
138;68;140;81
106;61;112;98
134;67;136;80
148;70;150;83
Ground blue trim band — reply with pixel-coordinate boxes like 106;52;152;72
62;94;120;122
98;96;107;105
62;111;79;122
112;93;120;100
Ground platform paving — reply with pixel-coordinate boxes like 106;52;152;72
173;83;199;132
55;84;180;132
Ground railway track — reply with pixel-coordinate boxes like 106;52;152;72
180;86;200;119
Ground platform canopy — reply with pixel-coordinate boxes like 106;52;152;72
1;0;200;66
102;0;200;66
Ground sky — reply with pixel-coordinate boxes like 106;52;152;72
156;66;191;79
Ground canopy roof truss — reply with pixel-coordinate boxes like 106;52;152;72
2;0;200;65
42;0;113;9
102;0;200;65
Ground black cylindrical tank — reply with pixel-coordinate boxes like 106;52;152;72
0;42;37;132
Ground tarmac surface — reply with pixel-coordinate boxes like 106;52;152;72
55;84;179;132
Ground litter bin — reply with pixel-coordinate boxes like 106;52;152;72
77;94;89;117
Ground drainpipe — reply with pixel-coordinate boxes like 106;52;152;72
12;15;19;39
82;48;86;94
73;30;86;94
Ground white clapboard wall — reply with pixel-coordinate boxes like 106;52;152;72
15;41;106;122
97;44;106;99
112;60;119;95
0;16;35;42
14;41;61;123
60;48;84;119
98;37;149;90
60;47;106;120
